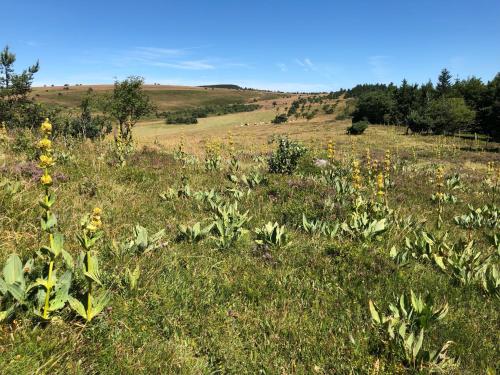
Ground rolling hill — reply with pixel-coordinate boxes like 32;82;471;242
31;84;284;112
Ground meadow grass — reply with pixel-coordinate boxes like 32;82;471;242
0;115;499;374
32;85;282;112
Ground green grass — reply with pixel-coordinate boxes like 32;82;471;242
32;85;283;112
0;121;499;374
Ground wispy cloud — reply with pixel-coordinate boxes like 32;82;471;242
368;55;390;82
276;63;288;72
147;60;215;70
295;58;316;71
104;46;247;71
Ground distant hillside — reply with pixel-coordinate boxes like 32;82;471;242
199;84;243;90
31;84;283;111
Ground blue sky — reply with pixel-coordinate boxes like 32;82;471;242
2;0;500;92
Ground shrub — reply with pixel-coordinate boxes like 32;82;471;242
271;113;288;124
346;121;368;135
268;137;307;174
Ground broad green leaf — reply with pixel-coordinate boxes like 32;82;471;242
3;254;24;288
61;250;74;269
6;282;25;303
88;291;110;321
433;255;447;270
68;296;87;320
49;271;72;311
52;232;64;257
413;329;424;359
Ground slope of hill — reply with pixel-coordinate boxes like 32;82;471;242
31;84;283;111
199;84;243;90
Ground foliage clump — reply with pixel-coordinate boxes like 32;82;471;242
347;120;369;135
268;136;307;174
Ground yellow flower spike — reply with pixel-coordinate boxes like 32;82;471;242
39;154;55;168
327;140;335;161
40;118;53;134
352;159;362;190
38;138;52;150
377;173;385;196
93;207;102;216
40;174;53;186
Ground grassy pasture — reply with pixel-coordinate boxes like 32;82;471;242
0;103;499;373
32;85;283;111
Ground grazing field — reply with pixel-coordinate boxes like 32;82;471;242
32;85;283;111
0;111;499;373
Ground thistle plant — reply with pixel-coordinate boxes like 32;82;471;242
68;208;110;322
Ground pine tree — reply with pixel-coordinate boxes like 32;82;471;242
436;68;452;97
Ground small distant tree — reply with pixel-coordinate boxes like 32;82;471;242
0;45;40;128
61;89;112;139
109;76;154;146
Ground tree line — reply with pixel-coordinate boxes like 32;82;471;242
330;69;499;140
159;103;261;125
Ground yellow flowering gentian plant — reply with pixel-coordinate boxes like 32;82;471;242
68;208;109;322
35;118;74;320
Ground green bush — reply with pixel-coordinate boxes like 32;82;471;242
347;121;369;135
272;113;288;124
268;137;307;174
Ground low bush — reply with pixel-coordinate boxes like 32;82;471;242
347;120;369;135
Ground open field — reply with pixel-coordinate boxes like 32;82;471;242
32;85;284;111
135;110;499;171
1;110;499;373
